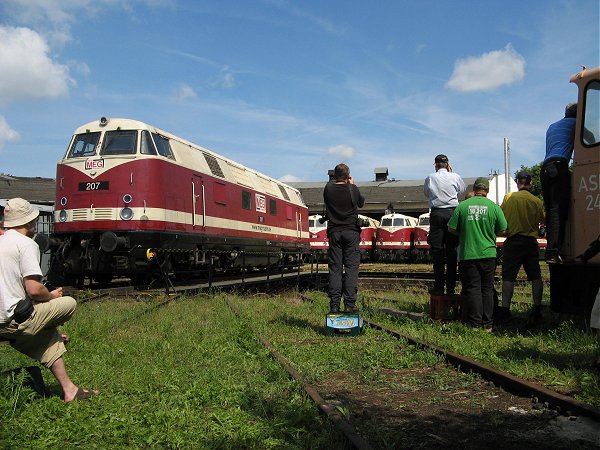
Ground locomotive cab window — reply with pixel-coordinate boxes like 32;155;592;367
67;132;101;158
583;80;600;146
269;199;277;216
100;130;137;155
242;191;251;210
140;131;157;155
393;218;405;227
381;218;392;226
152;133;175;159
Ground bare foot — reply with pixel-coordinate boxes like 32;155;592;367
64;387;99;403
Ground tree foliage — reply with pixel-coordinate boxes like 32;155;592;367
516;163;543;200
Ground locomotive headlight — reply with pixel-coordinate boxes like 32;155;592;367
119;207;133;220
123;194;133;204
59;209;68;222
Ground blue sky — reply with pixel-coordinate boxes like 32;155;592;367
0;0;598;183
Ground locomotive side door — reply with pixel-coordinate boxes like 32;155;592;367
192;175;205;228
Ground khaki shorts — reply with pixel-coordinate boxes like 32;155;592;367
0;296;77;368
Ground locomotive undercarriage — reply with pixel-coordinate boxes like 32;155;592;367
48;230;306;287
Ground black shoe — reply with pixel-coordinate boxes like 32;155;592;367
545;254;563;263
345;306;359;314
495;306;512;322
526;306;542;325
329;306;340;314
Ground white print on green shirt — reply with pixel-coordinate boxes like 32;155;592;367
467;205;488;221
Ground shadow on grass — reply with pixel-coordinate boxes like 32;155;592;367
271;314;327;335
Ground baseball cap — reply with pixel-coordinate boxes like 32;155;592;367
473;177;490;189
3;198;39;228
434;154;448;163
515;171;532;182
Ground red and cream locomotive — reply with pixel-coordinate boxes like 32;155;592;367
375;212;418;262
49;117;309;285
412;212;431;262
307;213;379;262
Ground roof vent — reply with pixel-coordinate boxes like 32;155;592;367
375;167;388;182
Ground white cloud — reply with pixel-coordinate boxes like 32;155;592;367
218;66;236;89
446;44;526;92
327;144;356;159
0;116;20;152
279;174;302;182
171;83;198;101
0;26;74;104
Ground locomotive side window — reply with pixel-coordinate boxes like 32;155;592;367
140;131;157;155
67;132;100;158
242;190;251;210
583;80;600;146
152;133;175;159
269;199;277;216
101;130;137;155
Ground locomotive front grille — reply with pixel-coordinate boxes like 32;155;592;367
71;209;89;221
94;208;113;220
71;208;115;221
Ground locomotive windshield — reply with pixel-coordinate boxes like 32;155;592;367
100;130;137;155
67;132;101;158
418;217;430;226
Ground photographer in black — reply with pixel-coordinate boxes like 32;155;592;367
323;163;365;313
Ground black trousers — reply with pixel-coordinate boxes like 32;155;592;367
540;158;570;259
327;229;361;309
460;258;496;328
428;207;458;293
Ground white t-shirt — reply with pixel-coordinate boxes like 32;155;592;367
0;229;42;323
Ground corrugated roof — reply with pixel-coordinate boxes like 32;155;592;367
0;175;56;205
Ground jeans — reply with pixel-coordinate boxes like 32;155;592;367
541;158;570;258
428;208;458;293
328;229;361;310
460;258;496;328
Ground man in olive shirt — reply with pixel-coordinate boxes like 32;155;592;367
498;172;545;323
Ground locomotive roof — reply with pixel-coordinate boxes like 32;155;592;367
73;118;303;197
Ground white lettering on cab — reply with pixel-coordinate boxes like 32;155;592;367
579;174;600;211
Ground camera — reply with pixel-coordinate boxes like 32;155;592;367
357;217;370;228
43;280;57;292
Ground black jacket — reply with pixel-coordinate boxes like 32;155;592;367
323;181;365;233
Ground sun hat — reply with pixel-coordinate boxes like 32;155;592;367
473;177;490;189
3;198;39;228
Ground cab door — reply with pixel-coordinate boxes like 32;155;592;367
192;175;205;228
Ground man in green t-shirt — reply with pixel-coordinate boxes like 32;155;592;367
448;177;507;330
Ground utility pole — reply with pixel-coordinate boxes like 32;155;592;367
503;138;511;194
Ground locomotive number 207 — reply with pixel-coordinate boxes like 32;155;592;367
78;181;109;191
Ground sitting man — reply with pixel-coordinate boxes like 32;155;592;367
0;198;98;402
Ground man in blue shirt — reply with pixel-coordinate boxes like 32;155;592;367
541;103;577;263
423;154;466;295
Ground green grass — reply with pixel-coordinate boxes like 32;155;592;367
1;273;598;448
0;294;345;449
